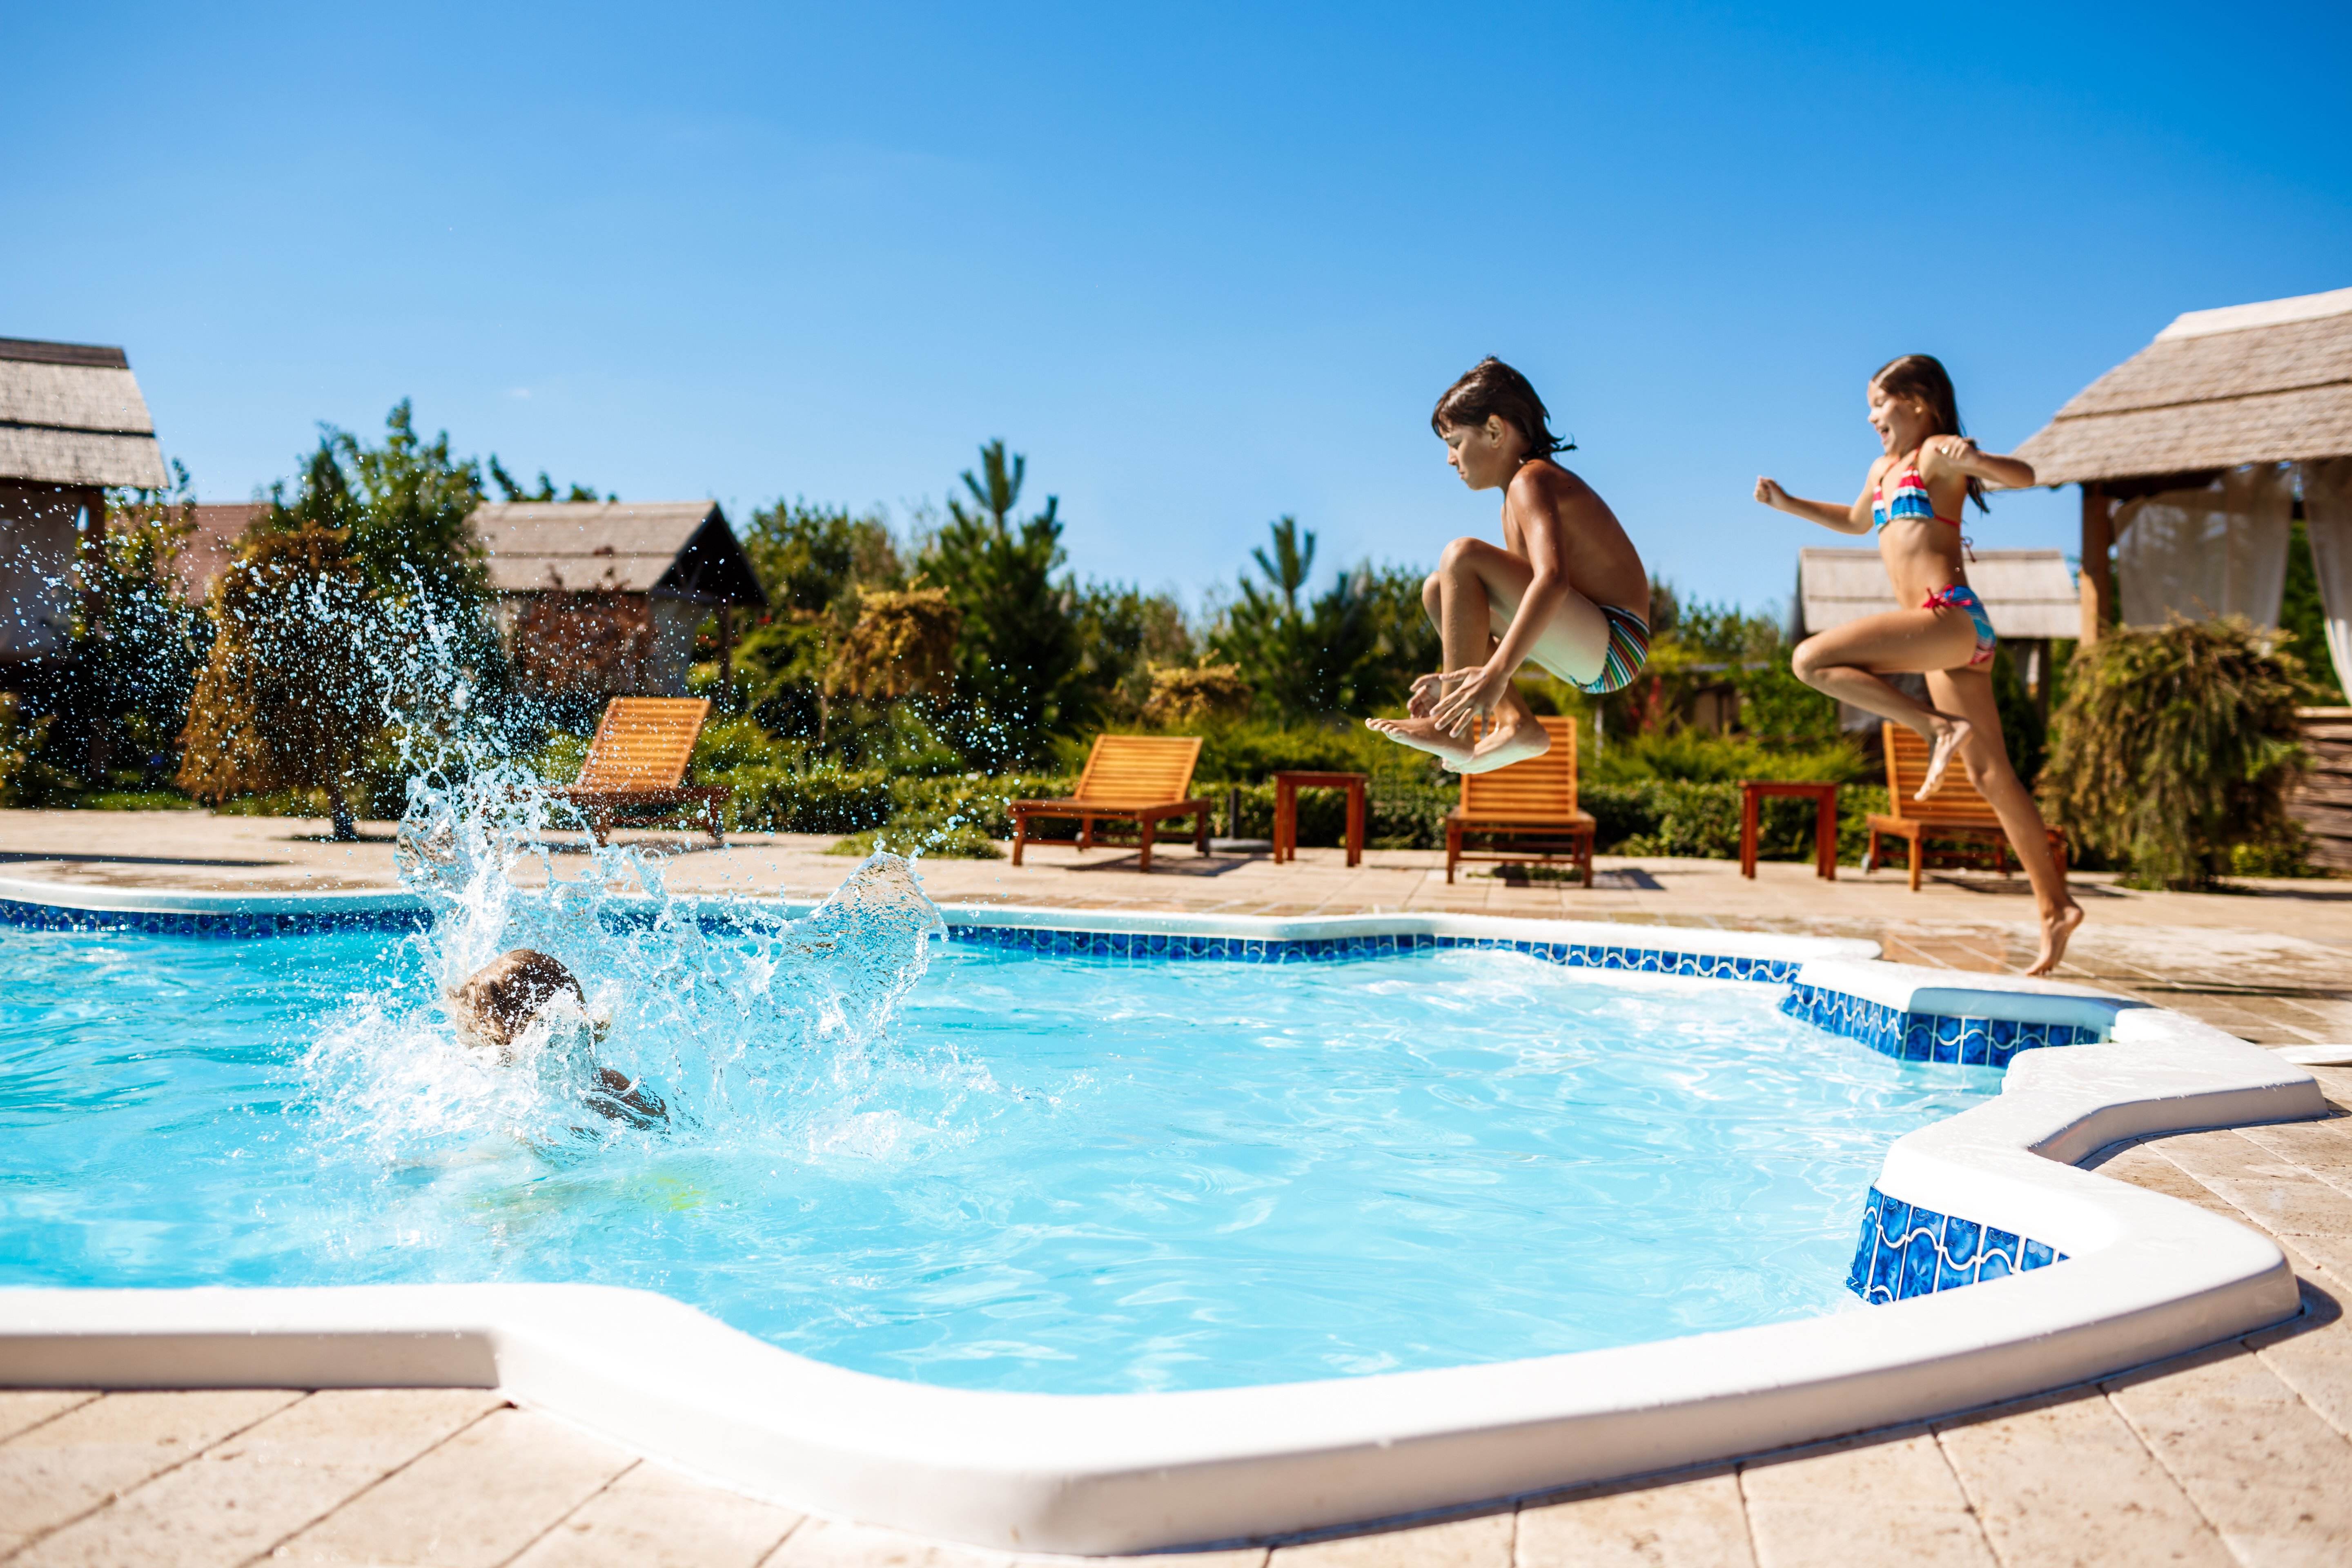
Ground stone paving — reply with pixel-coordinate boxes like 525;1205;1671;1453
5;809;2352;1564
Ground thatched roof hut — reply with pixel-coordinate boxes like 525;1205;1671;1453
1;336;169;662
467;500;768;699
2012;285;2352;646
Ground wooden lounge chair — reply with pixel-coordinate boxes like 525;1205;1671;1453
1864;722;2066;891
1009;735;1211;873
1446;716;1597;886
560;697;728;847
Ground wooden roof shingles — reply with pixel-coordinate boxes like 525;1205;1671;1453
0;336;169;489
468;501;768;608
2015;287;2352;488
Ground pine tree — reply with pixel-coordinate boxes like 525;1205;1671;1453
924;440;1082;760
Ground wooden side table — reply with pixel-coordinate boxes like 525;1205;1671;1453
1741;781;1839;880
1273;771;1368;867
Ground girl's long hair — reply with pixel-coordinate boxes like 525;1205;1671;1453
1873;353;1989;514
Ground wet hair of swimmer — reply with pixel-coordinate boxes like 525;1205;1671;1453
448;949;665;1126
1430;357;1574;459
1871;353;1989;514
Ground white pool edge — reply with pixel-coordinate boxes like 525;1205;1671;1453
0;883;2325;1555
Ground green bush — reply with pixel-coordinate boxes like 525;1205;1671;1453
1581;780;1891;865
2040;619;2306;889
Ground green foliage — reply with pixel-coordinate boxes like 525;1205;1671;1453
1586;728;1868;785
922;441;1084;762
177;526;383;840
740;499;903;613
1072;581;1195;721
261;402;494;641
1209;517;1437;719
2040;618;2307;889
487;457;606;504
2282;520;2348;704
1582;781;1891;866
1988;644;2047;786
1728;662;1842;745
0;693;69;807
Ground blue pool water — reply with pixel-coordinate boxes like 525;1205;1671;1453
0;876;2001;1392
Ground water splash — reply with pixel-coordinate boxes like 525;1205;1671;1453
300;595;962;1174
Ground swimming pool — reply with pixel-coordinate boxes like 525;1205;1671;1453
0;901;2003;1394
0;871;2321;1553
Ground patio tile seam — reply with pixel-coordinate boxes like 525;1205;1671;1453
227;1396;509;1568
493;1456;645;1568
1;1389;307;1566
0;1390;101;1447
751;1507;815;1566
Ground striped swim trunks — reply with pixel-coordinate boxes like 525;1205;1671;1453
1569;604;1651;695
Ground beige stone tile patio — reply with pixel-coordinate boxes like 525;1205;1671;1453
268;1405;635;1566
11;1388;502;1568
1515;1470;1753;1567
511;1461;804;1568
0;1389;301;1557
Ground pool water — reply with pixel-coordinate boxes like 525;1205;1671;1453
0;883;2000;1393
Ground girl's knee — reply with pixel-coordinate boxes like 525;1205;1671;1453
1790;638;1828;682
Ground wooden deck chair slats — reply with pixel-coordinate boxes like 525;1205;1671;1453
1866;722;2065;890
1446;717;1599;886
560;697;730;846
1009;735;1211;872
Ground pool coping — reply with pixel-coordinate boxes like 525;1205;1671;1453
0;879;2328;1555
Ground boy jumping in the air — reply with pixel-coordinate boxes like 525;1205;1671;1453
1368;358;1649;773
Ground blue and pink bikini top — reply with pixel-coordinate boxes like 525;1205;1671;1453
1872;465;1962;530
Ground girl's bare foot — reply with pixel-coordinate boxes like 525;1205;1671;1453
1448;712;1553;774
2025;900;2084;977
1366;715;1475;766
1915;717;1972;801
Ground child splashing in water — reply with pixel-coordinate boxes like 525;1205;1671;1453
1754;353;2083;976
1368;358;1650;772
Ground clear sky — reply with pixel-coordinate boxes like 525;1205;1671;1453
7;2;2348;621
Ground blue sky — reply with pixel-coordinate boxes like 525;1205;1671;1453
7;2;2348;620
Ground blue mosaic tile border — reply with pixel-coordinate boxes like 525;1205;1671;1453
0;895;429;940
1781;982;2100;1065
947;923;1802;981
1849;1185;2065;1303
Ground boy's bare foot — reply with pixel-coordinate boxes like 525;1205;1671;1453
2025;900;2085;978
1915;718;1972;801
1448;711;1554;774
1366;715;1475;766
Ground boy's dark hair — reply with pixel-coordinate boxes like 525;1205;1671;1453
1871;353;1988;514
1431;357;1573;458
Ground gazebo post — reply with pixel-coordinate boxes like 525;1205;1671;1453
2078;483;2113;646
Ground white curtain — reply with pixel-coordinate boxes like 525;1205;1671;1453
2301;457;2352;700
2115;464;2294;630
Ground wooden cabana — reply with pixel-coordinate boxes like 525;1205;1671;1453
468;500;768;699
0;336;168;664
2015;285;2352;870
2013;285;2352;649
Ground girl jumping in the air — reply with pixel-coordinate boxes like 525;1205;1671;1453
1754;353;2083;976
1368;358;1650;773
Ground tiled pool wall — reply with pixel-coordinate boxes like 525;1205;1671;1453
1782;981;2102;1068
1848;1187;2067;1304
3;896;2091;1308
947;921;1804;980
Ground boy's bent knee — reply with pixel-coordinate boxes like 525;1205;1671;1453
1438;535;1481;572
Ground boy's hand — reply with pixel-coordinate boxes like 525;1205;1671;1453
1408;670;1448;717
1432;663;1510;736
1754;477;1788;509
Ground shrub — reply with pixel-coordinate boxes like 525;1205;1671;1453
2040;619;2306;889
